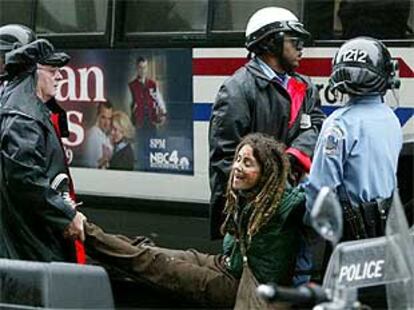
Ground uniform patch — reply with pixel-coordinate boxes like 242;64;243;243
323;126;343;156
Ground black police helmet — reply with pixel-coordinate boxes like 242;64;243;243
0;24;36;53
329;37;399;96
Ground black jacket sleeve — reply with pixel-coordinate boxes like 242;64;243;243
209;79;251;239
1;116;75;232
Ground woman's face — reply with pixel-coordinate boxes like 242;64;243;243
111;122;124;144
232;144;262;191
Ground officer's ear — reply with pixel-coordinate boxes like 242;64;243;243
257;32;284;56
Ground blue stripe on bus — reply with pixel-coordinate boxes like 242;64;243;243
193;103;214;121
193;103;414;126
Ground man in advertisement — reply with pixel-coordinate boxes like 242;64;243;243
129;56;167;169
84;101;113;169
0;25;86;262
209;7;325;240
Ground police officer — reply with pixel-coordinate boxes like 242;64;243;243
0;24;37;96
0;25;86;262
209;7;325;239
305;37;403;240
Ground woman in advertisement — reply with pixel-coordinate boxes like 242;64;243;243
108;110;135;171
85;133;305;308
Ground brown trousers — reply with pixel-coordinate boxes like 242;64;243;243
84;222;238;307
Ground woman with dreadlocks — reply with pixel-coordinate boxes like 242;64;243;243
84;133;305;308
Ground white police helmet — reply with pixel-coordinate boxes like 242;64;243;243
245;7;310;53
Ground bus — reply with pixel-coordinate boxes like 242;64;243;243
1;0;413;250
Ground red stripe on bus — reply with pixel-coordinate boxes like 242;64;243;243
398;59;414;78
193;57;414;78
193;58;332;76
296;58;332;76
192;58;247;75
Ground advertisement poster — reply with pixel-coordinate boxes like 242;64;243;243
57;49;194;175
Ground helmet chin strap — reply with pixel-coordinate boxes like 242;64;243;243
389;88;400;111
279;54;295;74
270;51;295;75
268;34;296;74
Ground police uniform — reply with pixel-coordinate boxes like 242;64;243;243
306;95;402;216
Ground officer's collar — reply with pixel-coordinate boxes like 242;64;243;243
348;94;384;105
246;59;285;89
255;57;289;88
245;56;290;89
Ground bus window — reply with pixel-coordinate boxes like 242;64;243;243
36;0;108;34
0;0;34;26
337;0;413;40
303;0;335;41
211;0;304;32
123;0;208;34
306;0;414;41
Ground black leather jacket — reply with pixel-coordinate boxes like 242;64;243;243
0;73;76;261
209;58;325;239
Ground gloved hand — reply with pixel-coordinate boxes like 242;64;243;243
62;192;83;209
64;211;87;242
288;154;306;186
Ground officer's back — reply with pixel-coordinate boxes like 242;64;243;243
324;95;402;204
306;37;403;240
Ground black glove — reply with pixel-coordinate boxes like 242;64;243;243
288;155;305;186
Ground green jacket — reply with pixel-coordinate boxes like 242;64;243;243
222;186;305;285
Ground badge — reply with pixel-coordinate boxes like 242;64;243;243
323;126;343;156
300;114;312;129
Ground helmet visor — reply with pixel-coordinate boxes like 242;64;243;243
286;21;311;40
284;36;305;50
0;39;13;51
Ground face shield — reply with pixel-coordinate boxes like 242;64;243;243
286;20;311;40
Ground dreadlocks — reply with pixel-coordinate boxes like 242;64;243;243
220;133;290;239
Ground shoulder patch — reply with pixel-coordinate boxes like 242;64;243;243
323;126;343;156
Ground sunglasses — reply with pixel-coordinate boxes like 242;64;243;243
285;37;304;50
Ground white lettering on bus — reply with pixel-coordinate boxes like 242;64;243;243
338;260;384;282
56;66;106;102
150;138;166;149
62;110;84;147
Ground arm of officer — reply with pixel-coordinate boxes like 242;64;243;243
287;80;325;172
1;117;78;233
209;81;251;237
305;121;346;213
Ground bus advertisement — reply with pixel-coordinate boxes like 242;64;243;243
64;47;414;205
57;49;194;175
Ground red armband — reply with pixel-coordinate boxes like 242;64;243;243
286;147;312;173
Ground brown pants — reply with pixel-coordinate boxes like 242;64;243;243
84;222;238;307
